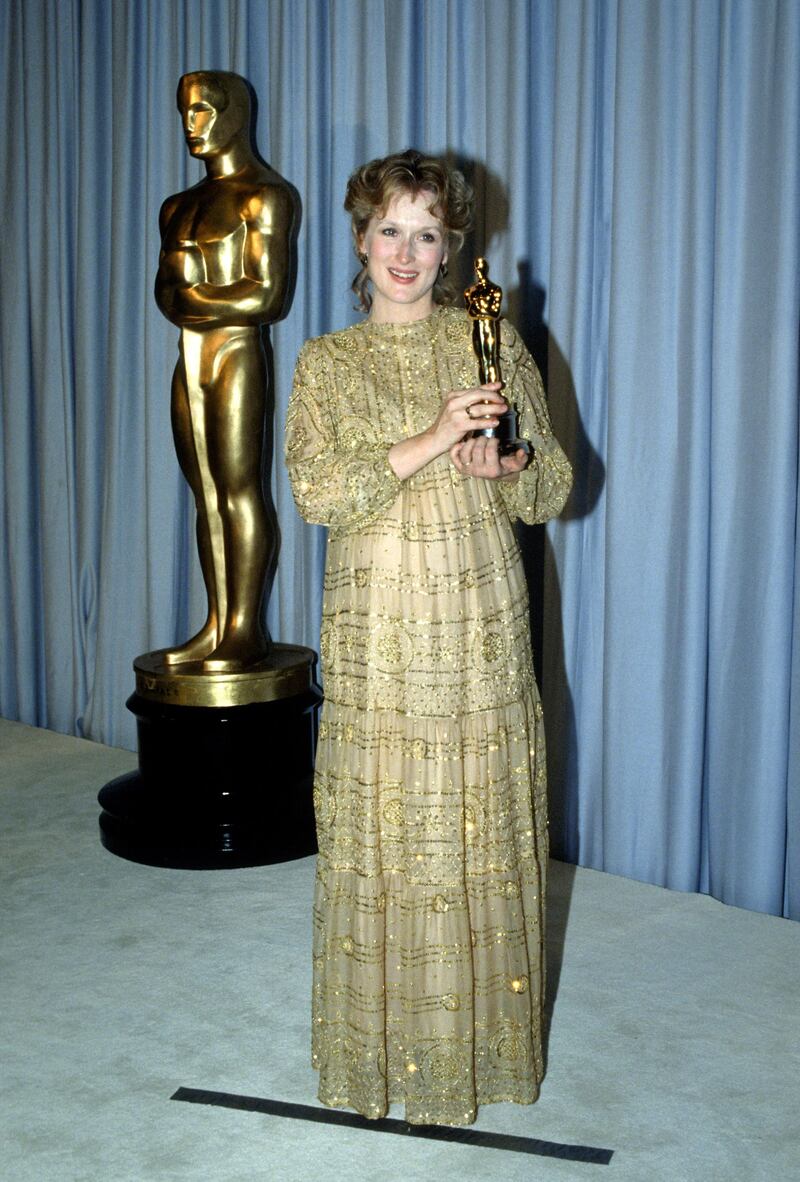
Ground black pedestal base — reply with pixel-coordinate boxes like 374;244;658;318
98;688;321;869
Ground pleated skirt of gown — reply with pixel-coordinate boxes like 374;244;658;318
310;463;549;1127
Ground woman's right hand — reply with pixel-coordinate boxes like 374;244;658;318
388;382;507;481
425;382;508;454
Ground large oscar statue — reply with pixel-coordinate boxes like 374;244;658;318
99;72;320;869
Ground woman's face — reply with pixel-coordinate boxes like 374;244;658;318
359;190;448;323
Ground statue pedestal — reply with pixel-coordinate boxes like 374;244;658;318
98;645;321;869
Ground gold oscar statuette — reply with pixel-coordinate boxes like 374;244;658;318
464;257;527;456
99;72;319;871
140;69;311;707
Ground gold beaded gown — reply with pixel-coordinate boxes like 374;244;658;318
285;305;571;1126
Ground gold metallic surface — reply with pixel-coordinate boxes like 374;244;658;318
134;643;317;707
464;256;503;384
155;71;299;674
464;258;527;455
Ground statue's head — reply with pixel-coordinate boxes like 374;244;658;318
475;257;488;280
177;71;251;159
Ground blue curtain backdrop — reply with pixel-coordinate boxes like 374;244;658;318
0;0;797;919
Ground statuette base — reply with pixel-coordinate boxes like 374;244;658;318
134;643;316;708
98;646;322;869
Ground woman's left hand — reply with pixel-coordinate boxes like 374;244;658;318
450;436;528;480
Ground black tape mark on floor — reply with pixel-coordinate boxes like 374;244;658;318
171;1087;613;1164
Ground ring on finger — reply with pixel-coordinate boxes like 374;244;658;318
466;403;477;420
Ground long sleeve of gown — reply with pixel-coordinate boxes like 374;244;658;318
285;337;404;530
496;323;572;524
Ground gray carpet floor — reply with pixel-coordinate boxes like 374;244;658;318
1;717;798;1182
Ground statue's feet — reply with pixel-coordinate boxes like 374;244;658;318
202;630;270;672
162;624;218;666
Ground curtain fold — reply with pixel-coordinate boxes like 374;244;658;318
1;0;797;917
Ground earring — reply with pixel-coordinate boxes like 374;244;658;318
359;252;368;266
439;263;448;278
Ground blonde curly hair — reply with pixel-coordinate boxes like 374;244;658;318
344;149;474;313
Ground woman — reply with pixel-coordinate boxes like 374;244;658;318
285;149;572;1127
